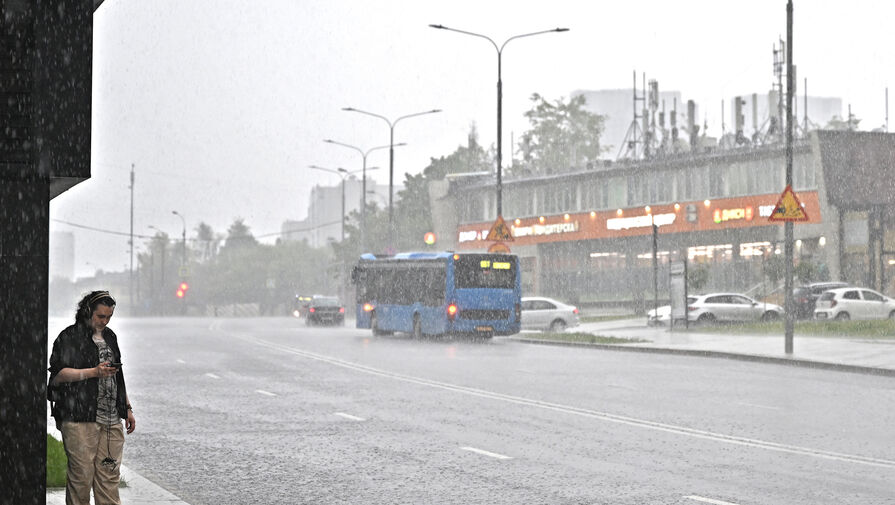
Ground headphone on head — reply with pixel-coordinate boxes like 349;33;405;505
81;291;113;321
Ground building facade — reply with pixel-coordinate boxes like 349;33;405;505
434;130;895;305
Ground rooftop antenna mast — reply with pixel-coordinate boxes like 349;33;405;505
773;38;785;140
617;70;646;160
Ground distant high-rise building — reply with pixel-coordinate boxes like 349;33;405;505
572;88;688;159
281;179;394;248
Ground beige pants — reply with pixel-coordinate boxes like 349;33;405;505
60;420;124;505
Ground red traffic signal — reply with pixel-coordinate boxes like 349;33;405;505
176;281;189;298
423;232;436;245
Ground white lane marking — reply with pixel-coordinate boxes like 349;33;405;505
204;373;221;379
256;390;277;397
461;446;513;460
237;335;895;469
334;412;365;421
685;496;742;505
176;359;186;364
738;402;782;411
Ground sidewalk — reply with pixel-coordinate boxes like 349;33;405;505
46;426;190;505
518;317;895;374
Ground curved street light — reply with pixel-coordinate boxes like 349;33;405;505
429;24;569;216
342;107;441;252
323;139;406;252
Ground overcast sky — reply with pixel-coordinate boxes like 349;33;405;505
51;0;895;278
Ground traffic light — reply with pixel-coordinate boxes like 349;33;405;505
176;281;190;299
423;232;436;246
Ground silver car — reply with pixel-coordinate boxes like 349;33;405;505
687;293;783;324
520;297;580;332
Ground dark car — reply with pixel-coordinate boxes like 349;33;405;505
793;282;849;319
306;296;345;326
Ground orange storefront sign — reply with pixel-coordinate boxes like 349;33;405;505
456;192;821;249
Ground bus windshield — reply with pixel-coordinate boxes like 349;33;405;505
455;254;517;289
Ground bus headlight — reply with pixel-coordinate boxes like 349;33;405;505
363;303;374;312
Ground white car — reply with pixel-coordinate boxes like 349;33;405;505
813;287;895;321
647;297;698;326
521;297;580;332
686;293;783;324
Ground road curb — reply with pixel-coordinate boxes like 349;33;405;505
509;337;895;377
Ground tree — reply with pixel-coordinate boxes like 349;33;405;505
515;93;607;176
219;218;258;255
194;222;220;262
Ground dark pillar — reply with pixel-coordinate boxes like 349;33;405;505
1;1;94;502
0;181;50;504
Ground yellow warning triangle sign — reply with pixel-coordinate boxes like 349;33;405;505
486;215;514;242
768;185;809;222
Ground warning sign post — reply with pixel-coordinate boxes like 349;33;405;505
485;215;514;242
768;185;809;222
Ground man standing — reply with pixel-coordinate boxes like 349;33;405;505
48;291;136;505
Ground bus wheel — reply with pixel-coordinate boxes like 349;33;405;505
372;312;393;336
371;312;385;336
412;314;422;339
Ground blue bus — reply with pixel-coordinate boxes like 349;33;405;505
351;252;521;338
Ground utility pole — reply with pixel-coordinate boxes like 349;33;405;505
784;0;795;353
129;163;134;312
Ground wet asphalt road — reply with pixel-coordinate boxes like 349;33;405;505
89;317;895;505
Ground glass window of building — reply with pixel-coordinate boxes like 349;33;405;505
607;177;626;208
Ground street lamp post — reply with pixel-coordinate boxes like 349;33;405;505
429;24;568;217
323;139;405;252
646;206;659;320
342;107;441;252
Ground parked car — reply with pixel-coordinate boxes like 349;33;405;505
813;287;895;321
793;282;849;319
647;297;698;326
520;297;580;332
305;295;345;326
686;293;783;324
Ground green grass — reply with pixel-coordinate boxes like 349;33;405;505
46;433;127;489
47;434;67;488
523;332;648;345
687;319;895;338
579;314;637;324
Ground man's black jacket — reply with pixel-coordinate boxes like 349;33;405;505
48;323;128;426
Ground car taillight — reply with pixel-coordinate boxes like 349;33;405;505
447;303;458;320
830;300;837;308
688;306;697;311
515;303;521;321
309;307;316;313
363;303;374;312
339;307;345;313
573;307;579;314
